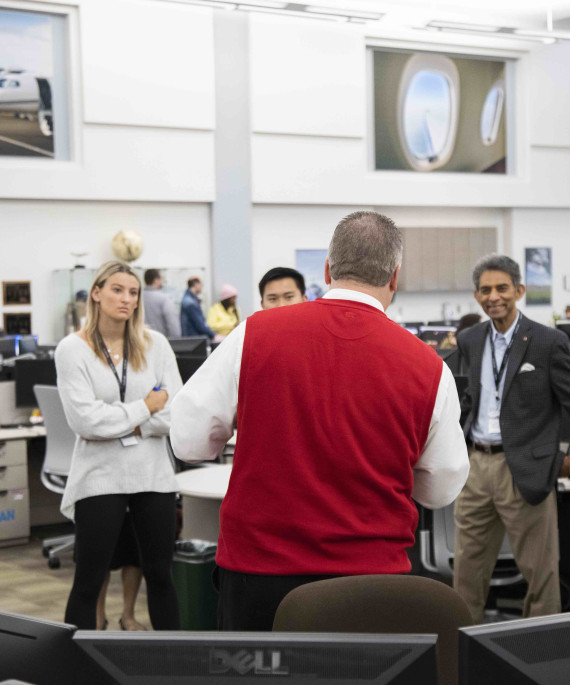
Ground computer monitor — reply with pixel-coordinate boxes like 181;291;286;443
459;613;570;684
14;357;57;407
168;336;209;356
556;321;570;340
0;611;77;685
176;356;206;384
419;326;456;348
37;343;57;358
0;337;17;359
17;335;38;355
454;375;469;401
437;348;461;375
74;631;438;685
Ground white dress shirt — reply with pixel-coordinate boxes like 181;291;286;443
470;314;519;445
170;289;469;510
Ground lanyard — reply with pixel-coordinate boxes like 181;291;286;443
488;313;521;401
98;332;128;402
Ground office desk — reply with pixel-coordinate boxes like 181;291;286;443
0;426;46;441
0;425;46;546
176;464;232;543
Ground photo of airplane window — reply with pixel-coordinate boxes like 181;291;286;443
0;8;68;159
404;70;452;162
373;49;507;173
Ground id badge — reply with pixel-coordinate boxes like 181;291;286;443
488;409;500;434
120;433;139;447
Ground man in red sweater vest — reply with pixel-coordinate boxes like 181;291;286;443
171;211;469;631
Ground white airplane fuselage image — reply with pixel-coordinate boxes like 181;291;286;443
0;71;38;112
0;70;53;135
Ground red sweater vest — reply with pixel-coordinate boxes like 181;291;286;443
216;299;442;575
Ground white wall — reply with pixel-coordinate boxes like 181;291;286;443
0;200;210;342
252;204;503;323
510;208;570;326
249;16;570;210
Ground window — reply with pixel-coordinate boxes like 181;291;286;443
403;70;452;163
398;54;459;171
480;80;505;146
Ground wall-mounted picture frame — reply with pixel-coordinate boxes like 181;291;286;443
525;247;552;306
3;281;31;305
0;7;71;160
3;312;31;335
372;49;507;174
296;249;328;301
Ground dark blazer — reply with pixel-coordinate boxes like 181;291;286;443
458;313;570;505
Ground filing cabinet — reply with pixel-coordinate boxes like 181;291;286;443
0;440;30;546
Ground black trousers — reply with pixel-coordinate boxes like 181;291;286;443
215;566;338;631
65;492;180;630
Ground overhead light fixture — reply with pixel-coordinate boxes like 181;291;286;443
424;23;557;45
172;0;383;23
514;28;570;42
303;4;383;22
238;5;344;21
426;20;500;33
424;8;570;45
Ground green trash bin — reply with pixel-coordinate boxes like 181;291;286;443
173;539;218;630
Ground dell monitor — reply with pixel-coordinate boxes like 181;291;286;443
176;356;206;384
0;337;17;359
14;357;57;407
168;336;209;356
74;631;438;685
459;613;570;684
0;612;77;685
17;335;38;355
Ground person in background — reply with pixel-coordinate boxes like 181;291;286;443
142;269;181;338
259;267;308;309
56;260;182;630
456;313;482;336
180;276;216;340
207;284;240;337
96;511;146;631
454;254;570;624
439;313;483;350
171;211;469;631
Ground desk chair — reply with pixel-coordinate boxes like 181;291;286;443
273;574;473;685
33;385;76;569
419;503;524;620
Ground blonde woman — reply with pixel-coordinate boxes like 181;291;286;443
55;261;182;630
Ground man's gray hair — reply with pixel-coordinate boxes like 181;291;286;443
472;254;522;290
328;211;403;287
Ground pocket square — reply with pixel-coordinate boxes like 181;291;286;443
519;363;536;373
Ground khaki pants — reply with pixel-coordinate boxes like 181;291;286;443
453;447;560;624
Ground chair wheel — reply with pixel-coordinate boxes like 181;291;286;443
48;557;61;569
42;547;51;559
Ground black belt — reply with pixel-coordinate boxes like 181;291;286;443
472;441;504;455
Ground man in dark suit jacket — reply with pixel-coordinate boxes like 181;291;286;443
454;254;570;624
